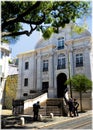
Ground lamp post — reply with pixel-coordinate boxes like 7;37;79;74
65;43;73;98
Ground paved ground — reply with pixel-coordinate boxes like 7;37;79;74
1;109;92;129
24;110;92;129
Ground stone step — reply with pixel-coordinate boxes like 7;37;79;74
45;98;68;116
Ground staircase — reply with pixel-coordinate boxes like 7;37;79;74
13;93;69;117
46;98;69;116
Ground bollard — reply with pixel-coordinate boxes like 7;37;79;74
20;117;25;126
50;113;54;118
38;114;43;121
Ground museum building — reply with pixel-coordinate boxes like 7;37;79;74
17;23;92;102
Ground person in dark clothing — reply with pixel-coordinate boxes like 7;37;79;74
68;98;74;117
33;101;40;121
73;98;79;116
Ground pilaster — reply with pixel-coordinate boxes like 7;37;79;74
36;54;42;90
48;52;54;98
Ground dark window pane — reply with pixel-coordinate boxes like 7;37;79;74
43;60;48;72
24;78;28;86
42;82;49;92
23;93;28;96
25;62;29;69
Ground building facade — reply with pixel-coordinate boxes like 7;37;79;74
0;42;18;109
17;23;92;100
0;42;11;108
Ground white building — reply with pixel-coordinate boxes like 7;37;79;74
17;23;92;102
0;43;18;108
0;42;11;108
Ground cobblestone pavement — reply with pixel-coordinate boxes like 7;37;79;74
1;110;92;129
24;110;92;129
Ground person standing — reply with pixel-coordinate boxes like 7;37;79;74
33;101;40;121
73;98;79;116
68;98;74;117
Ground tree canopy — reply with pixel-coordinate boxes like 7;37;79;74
65;74;92;111
1;1;90;42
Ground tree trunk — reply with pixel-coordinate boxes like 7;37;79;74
79;91;83;112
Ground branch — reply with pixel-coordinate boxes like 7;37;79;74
2;30;33;37
22;13;45;25
2;1;41;29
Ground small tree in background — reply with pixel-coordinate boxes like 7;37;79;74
65;74;92;112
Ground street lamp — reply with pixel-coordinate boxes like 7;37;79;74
65;43;73;98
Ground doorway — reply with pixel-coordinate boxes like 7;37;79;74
57;73;67;98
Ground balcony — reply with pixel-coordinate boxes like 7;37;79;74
57;46;64;50
76;63;83;67
0;43;11;52
43;68;48;72
57;64;66;70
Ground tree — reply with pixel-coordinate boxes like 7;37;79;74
65;74;92;112
1;1;91;42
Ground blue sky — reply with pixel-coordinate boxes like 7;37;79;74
10;30;41;58
10;15;92;58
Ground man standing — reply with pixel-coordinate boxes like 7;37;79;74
68;98;74;117
33;101;40;121
73;98;79;116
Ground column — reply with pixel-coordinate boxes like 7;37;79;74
48;53;54;98
69;50;74;76
36;54;42;91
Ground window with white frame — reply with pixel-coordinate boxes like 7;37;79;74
57;54;66;69
43;60;48;72
58;37;64;49
76;53;83;67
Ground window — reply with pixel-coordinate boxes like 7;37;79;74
42;82;49;92
24;78;28;86
1;51;4;58
76;53;83;67
57;54;66;69
58;37;64;49
43;60;48;72
25;62;29;70
23;93;28;96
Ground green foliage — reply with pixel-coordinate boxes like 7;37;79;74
70;74;92;92
65;74;92;111
66;74;92;93
4;75;18;109
72;24;88;34
1;1;91;42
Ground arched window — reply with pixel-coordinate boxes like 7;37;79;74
57;54;66;69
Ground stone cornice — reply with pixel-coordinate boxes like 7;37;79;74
17;50;36;58
73;36;91;43
65;36;91;45
36;44;55;52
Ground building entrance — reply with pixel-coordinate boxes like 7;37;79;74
57;73;67;98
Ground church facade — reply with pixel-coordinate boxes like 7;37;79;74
17;23;92;100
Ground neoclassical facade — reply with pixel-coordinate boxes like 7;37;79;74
17;23;92;100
